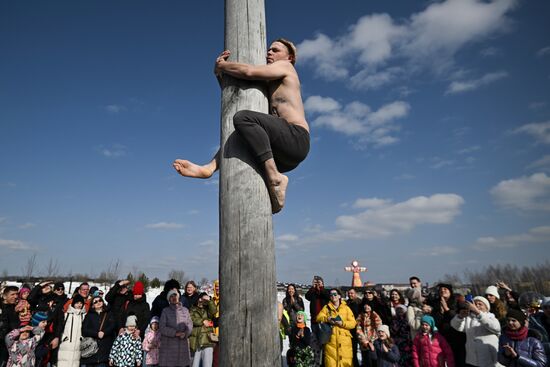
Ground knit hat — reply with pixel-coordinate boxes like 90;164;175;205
406;287;423;306
395;304;407;315
473;296;490;311
377;324;390;338
296;310;308;323
485;285;500;299
421;315;437;332
54;282;65;290
126;315;138;327
31;311;48;326
167;289;179;301
19;287;31;296
506;309;527;326
133;281;144;296
150;316;160;325
438;283;453;293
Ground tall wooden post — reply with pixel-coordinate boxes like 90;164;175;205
218;0;279;366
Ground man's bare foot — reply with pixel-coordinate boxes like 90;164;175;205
173;159;214;179
268;175;289;214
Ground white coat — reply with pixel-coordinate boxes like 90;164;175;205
451;312;503;367
57;306;86;367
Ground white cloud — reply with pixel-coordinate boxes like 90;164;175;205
527;155;550;172
536;46;550;57
490;173;550;211
458;145;481;155
353;198;392;209
430;157;455;169
145;222;184;229
0;239;33;251
276;234;299;242
105;104;127;114
335;194;464;238
446;71;508;94
473;225;550;250
414;245;460;256
480;47;500;57
305;96;410;147
514;121;550;144
18;222;36;229
298;0;517;88
96;144;128;158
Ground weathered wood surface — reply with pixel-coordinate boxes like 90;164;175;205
218;0;279;366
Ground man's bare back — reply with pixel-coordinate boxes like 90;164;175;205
173;39;310;213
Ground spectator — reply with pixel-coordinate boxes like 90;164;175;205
362;289;391;325
1;286;21;367
189;292;216;367
357;303;382;367
142;317;161;367
120;281;150;338
64;283;91;313
451;296;501;367
4;321;46;367
109;315;143;367
53;282;68;306
412;315;455;367
305;275;330;367
14;287;31;326
34;293;64;367
367;325;400;367
485;285;507;324
498;309;547;366
405;288;430;339
391;304;412;367
287;311;313;367
159;290;192;367
151;280;181;319
316;288;357;367
106;280;132;330
57;295;86;367
81;295;117;367
409;277;421;290
182;282;199;310
282;284;305;325
346;288;362;367
388;289;406;318
529;298;550;360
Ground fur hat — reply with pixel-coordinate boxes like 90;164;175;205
31;311;48;326
133;281;144;296
485;285;500;299
377;324;390;338
71;294;85;307
150;316;160;325
126;315;138;327
167;289;179;301
473;296;490;311
506;309;527;326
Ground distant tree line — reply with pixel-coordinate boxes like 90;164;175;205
438;261;550;295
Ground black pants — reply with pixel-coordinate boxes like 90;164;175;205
233;110;310;173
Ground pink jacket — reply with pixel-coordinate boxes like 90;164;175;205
412;332;455;367
142;329;161;365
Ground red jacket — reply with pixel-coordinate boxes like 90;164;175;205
412;332;455;367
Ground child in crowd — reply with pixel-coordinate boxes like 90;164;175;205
4;318;47;367
412;315;455;367
142;317;161;367
287;311;313;367
109;315;143;367
15;286;31;326
368;325;401;367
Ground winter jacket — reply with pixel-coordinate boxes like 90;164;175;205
356;311;382;351
5;327;44;367
158;303;192;367
368;339;400;367
80;310;116;365
498;332;547;367
316;300;357;367
14;300;31;326
407;305;424;339
142;329;160;366
189;300;216;353
57;306;86;367
182;293;199;310
529;312;550;359
120;295;151;337
451;311;502;367
109;331;142;367
412;332;455;367
305;287;330;324
105;283;132;330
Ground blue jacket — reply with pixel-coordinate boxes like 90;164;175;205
369;339;400;367
498;333;547;367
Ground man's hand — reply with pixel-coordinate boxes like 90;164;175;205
98;331;105;339
214;50;231;76
503;344;517;358
468;302;481;315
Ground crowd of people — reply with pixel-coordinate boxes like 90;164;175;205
1;275;549;367
279;275;549;367
0;279;219;367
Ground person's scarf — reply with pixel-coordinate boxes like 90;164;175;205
296;322;306;329
505;326;528;341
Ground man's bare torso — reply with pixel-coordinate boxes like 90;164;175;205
268;63;309;132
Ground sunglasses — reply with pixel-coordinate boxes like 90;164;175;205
330;292;339;296
93;299;103;304
55;288;64;291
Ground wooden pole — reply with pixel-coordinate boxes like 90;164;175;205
218;0;279;366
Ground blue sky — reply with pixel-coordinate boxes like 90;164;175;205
1;0;549;285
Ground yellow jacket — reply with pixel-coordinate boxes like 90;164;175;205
316;300;357;367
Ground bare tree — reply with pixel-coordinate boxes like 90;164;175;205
167;269;186;286
44;257;60;278
106;259;121;287
22;253;38;281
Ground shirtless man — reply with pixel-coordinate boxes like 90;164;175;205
173;39;310;213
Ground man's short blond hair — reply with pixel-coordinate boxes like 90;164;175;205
274;38;297;65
